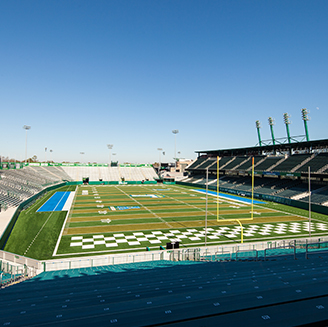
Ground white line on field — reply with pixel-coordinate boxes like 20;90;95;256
52;186;78;256
24;192;69;256
115;185;173;228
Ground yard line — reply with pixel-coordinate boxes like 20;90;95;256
141;185;217;217
53;186;78;256
24;191;69;256
114;185;173;228
174;185;309;221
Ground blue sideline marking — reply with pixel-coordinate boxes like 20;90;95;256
193;189;265;204
37;192;70;212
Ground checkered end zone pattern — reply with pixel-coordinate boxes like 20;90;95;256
70;222;328;250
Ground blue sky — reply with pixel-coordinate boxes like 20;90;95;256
1;0;327;164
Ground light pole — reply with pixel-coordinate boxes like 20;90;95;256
50;150;53;163
172;130;179;172
205;167;209;247
107;144;113;167
157;148;163;176
45;147;47;162
23;125;31;165
308;166;311;237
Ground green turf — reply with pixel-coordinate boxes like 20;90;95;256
3;185;75;259
3;183;328;260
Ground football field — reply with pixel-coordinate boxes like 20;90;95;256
51;184;328;257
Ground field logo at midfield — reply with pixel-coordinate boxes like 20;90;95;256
109;206;140;211
130;194;164;198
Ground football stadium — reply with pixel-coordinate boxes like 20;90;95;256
2;110;328;325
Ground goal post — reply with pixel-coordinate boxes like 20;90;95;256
216;157;255;243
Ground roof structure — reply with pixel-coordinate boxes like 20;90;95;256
196;138;328;157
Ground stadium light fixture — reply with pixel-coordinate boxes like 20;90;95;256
283;113;292;144
80;152;84;164
23;125;31;164
268;117;275;145
107;144;113;167
50;150;53;163
255;120;262;146
172;130;179;172
301;108;310;141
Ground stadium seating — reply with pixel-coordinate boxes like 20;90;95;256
222;157;248;170
236;155;264;170
2;252;328;326
0;168;62;210
187;156;208;170
271;154;311;172
296;153;328;173
252;156;284;171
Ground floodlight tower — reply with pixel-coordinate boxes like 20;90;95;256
23;125;31;164
172;130;179;172
301;108;310;142
157;148;163;175
268;117;276;145
107;144;113;167
283;113;292;144
255;120;262;146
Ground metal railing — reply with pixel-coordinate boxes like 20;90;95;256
0;260;28;287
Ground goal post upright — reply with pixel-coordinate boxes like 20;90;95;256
251;156;254;220
215;157;255;244
217;156;219;221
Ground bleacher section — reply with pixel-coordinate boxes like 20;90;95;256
187;156;208;170
190;153;328;175
253;156;284;171
3;254;328;326
185;153;328;206
236;155;264;170
272;154;311;172
0;165;158;211
296;153;328;173
222;156;247;170
59;166;158;182
0;168;62;210
301;189;328;205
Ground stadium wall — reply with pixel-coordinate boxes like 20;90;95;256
177;181;328;216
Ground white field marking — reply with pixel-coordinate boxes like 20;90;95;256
53;186;78;256
114;185;173;228
140;185;217;217
191;189;251;206
174;185;246;206
54;229;328;257
186;186;317;222
62;192;75;211
25;191;70;256
172;185;321;224
25;185;70;214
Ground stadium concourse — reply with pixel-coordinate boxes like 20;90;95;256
2;139;328;325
